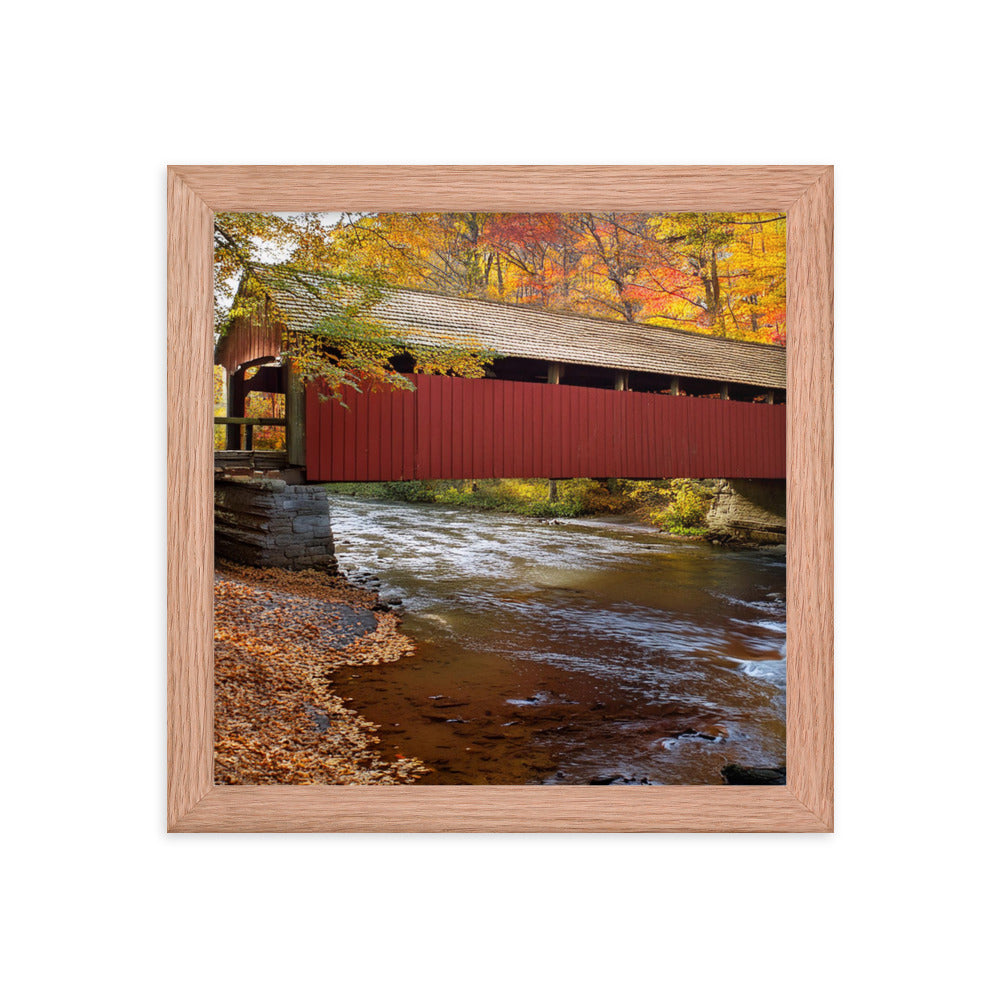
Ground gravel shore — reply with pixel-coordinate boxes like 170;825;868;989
214;561;428;785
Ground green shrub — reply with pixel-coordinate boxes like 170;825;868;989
558;478;631;514
381;480;436;503
324;481;436;501
523;498;584;519
656;480;712;533
324;482;388;498
622;479;674;508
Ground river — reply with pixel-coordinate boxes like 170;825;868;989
329;496;786;785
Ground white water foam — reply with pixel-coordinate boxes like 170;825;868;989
738;658;786;685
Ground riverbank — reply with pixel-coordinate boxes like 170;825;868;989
213;560;428;785
326;477;714;534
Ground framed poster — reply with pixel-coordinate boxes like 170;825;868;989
168;165;832;831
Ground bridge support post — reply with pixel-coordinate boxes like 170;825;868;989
286;362;305;466
547;363;563;499
225;369;247;450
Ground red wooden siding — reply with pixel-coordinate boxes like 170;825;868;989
215;309;285;374
305;374;785;482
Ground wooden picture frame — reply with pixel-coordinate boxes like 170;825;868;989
168;165;833;832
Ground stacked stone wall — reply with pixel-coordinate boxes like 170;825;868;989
705;478;786;545
214;477;337;572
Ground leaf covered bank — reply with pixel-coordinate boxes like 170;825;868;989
214;562;427;785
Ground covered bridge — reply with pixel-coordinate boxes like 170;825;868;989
215;264;786;482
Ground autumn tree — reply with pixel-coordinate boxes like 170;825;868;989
215;210;788;384
318;211;785;344
214;213;497;405
649;213;786;342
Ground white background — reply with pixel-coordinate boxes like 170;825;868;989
3;2;996;998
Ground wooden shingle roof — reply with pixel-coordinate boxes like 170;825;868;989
247;263;787;390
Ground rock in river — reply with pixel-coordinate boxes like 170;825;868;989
721;764;786;785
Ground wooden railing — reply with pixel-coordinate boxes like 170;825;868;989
214;416;286;451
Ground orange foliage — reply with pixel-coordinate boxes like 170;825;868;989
327;211;786;344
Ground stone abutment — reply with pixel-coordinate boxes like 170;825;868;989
214;476;337;572
705;478;786;545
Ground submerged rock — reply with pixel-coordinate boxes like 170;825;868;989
588;773;658;785
721;764;786;785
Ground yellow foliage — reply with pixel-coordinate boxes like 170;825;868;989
214;210;787;418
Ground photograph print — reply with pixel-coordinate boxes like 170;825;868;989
211;210;787;787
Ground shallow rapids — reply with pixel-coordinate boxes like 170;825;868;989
328;496;786;785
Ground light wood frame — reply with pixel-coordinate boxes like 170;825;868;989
168;166;833;832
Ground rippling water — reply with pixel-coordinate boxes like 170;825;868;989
329;496;786;784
